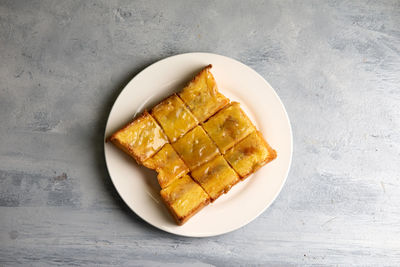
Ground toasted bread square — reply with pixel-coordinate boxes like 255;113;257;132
203;102;256;154
179;65;229;122
224;131;277;178
172;126;220;170
108;111;169;163
151;94;198;142
143;144;189;189
191;155;240;201
160;175;210;225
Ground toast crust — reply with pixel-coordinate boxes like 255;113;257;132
162;193;209;225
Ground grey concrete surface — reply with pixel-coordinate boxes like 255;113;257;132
1;0;400;266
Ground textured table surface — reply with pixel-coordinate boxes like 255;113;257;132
1;0;400;266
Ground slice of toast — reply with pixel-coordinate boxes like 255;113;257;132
160;175;210;225
203;102;256;154
191;155;240;201
143;144;189;189
224;131;277;178
108;111;169;163
172;126;220;170
179;65;229;122
151;94;198;142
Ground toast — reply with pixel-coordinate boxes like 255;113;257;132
143;144;189;189
191;155;240;201
108;111;168;163
203;102;256;154
224;131;277;178
151;94;198;142
172;126;220;170
160;175;210;225
179;65;229;122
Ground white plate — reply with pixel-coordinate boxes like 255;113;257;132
104;53;292;237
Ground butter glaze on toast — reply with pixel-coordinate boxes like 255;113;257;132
224;131;277;179
160;175;210;225
191;155;240;202
172;126;220;171
143;144;189;189
108;111;168;164
203;102;256;154
151;94;198;143
179;65;229;123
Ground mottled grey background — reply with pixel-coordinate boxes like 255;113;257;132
1;0;399;266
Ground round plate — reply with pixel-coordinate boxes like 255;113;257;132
104;53;292;237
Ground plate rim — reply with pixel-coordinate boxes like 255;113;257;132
103;52;293;237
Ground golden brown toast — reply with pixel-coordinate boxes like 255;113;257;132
179;65;229;122
224;131;277;178
191;155;240;201
160;175;210;225
151;94;198;142
203;102;256;154
108;111;168;163
172;126;220;170
143;144;189;189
